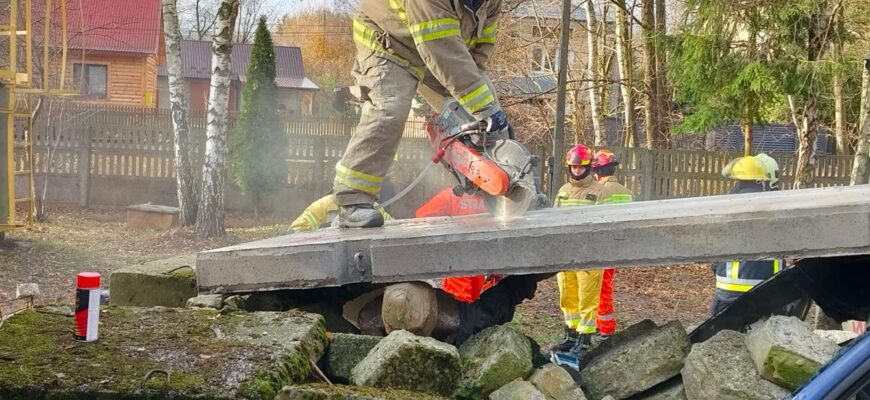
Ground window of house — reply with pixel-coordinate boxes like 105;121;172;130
73;64;108;99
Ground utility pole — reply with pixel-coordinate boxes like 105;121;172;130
550;0;572;201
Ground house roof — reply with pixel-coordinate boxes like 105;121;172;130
511;0;588;21
30;0;162;55
706;124;834;155
157;40;319;90
496;74;557;99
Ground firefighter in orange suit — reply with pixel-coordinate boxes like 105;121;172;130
334;0;509;228
416;187;494;304
552;144;605;354
590;149;634;342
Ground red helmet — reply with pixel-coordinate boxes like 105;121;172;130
565;144;593;166
591;149;618;168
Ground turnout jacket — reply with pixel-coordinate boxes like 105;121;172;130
353;0;502;119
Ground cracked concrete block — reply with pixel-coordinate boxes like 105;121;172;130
489;380;547;400
683;330;789;400
745;316;840;390
324;333;382;383
350;330;461;396
582;321;690;400
455;325;534;399
109;255;197;307
0;307;327;399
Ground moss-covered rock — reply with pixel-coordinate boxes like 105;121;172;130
455;325;534;399
323;333;382;383
0;306;327;400
350;330;460;396
274;383;450;399
745;316;840;390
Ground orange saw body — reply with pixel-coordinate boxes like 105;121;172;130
424;100;541;216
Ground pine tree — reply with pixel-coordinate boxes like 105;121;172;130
669;1;785;156
229;16;287;218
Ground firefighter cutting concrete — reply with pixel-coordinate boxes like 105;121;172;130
334;0;520;228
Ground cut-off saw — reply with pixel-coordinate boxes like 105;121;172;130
425;100;544;217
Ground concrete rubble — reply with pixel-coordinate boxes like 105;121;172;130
582;321;691;400
682;330;790;400
109;254;197;307
745;316;840;390
529;364;587;400
814;329;859;345
323;333;382;383
186;293;224;309
488;380;548;400
350;330;461;396
274;383;448;399
455;325;534;399
631;377;687;400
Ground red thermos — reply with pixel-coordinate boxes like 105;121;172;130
74;272;101;342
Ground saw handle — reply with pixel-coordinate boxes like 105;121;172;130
432;148;446;163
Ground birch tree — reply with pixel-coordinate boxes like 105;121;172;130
615;0;636;147
162;0;197;226
585;0;605;146
851;58;870;185
196;0;239;238
641;0;658;149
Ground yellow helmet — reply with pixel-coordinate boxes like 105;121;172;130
724;156;769;181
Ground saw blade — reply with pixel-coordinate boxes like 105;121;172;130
482;139;537;218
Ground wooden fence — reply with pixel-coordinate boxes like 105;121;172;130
12;105;855;216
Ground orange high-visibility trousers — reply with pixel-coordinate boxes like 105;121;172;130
597;268;616;335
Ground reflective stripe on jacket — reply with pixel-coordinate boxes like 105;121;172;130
714;259;782;293
555;175;603;208
354;0;502;119
598;176;633;203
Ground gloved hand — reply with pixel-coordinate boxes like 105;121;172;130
484;110;510;134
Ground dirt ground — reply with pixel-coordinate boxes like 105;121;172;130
0;207;713;344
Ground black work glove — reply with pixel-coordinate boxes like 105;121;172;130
484;110;509;134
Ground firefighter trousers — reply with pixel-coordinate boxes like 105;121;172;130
597;268;616;335
333;51;419;206
557;269;604;334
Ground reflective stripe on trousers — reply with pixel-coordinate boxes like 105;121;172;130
334;51;418;206
557;270;603;334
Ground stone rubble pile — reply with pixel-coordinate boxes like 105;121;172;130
302;315;848;400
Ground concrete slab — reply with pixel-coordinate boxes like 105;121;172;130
198;186;870;293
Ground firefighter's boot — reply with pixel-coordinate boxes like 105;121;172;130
550;327;580;352
570;333;593;356
339;204;384;228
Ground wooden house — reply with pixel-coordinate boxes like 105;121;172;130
156;40;319;114
32;0;163;107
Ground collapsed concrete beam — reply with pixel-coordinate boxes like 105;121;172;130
197;185;870;293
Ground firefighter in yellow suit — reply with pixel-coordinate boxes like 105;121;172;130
551;144;606;354
334;0;509;228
